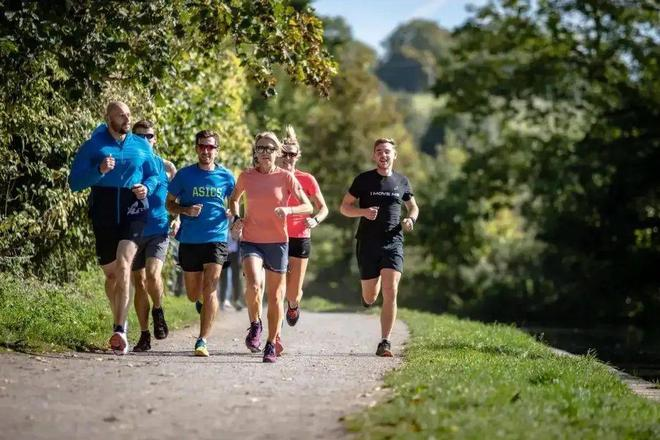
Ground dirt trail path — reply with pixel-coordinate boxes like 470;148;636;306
0;309;408;440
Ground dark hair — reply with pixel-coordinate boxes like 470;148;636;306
196;130;219;146
132;120;154;132
373;137;396;150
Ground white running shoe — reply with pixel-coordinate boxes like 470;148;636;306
109;332;129;355
221;299;234;311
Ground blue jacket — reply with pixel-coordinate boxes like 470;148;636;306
69;124;158;195
143;155;171;236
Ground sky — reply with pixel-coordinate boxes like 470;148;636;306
312;0;488;55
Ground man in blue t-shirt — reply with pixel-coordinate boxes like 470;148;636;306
340;137;419;358
130;120;179;352
166;130;236;357
69;101;159;355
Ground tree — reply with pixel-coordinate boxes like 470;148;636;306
420;0;660;324
376;19;453;92
246;16;426;302
0;0;336;280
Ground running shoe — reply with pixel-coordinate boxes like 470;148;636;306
361;296;374;308
194;338;209;357
285;301;300;326
275;334;283;357
245;319;262;353
376;339;393;357
152;307;169;340
221;299;234;311
233;300;244;311
132;331;151;352
195;300;203;314
109;331;129;355
263;341;277;363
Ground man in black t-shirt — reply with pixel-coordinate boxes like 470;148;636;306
340;138;419;357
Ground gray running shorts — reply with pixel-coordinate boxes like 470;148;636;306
132;234;170;271
240;241;288;273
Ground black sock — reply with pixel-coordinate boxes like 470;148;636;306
141;330;150;335
114;324;124;333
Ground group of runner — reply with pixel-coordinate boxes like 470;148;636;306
69;101;418;362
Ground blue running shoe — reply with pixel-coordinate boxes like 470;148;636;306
194;338;209;357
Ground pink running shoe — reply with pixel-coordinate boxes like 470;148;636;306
109;332;128;355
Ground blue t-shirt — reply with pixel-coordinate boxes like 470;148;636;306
168;164;235;244
144;156;170;236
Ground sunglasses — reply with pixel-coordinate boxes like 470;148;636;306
255;145;278;154
197;143;217;150
282;152;298;158
136;133;155;140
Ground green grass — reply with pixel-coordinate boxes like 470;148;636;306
346;309;660;439
0;270;198;352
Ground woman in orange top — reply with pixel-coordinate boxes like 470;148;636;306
276;126;328;327
228;132;313;363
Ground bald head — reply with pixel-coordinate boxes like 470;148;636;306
105;101;131;138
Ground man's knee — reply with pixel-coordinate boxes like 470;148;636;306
146;270;161;287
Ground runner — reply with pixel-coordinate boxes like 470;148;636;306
165;130;235;357
130;120;178;352
69;101;159;355
276;125;328;327
339;138;419;357
228;132;313;363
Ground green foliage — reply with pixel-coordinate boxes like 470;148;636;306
0;270;198;352
377;19;453;92
346;309;660;439
246;16;428;302
0;1;336;280
415;0;660;324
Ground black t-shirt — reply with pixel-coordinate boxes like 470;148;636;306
348;169;413;241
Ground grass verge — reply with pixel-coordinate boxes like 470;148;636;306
0;270;198;352
346;309;660;439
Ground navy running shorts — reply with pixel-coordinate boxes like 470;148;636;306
240;241;288;273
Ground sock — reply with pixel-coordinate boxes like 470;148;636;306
113;324;124;333
141;330;150;335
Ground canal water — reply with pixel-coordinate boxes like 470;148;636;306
523;325;660;382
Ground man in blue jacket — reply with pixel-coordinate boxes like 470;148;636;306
69;101;159;355
130;119;178;352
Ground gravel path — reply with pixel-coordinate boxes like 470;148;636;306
0;309;408;440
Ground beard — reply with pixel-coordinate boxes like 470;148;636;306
110;120;129;134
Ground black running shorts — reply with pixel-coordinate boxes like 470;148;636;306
288;237;311;259
178;242;228;272
89;187;148;266
356;238;404;280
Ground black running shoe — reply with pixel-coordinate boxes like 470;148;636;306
361;296;373;308
133;331;151;352
285;301;300;326
152;307;169;340
376;339;393;357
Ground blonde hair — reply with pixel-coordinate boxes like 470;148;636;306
282;125;300;151
254;131;281;149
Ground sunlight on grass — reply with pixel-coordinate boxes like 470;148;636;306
346;309;660;439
